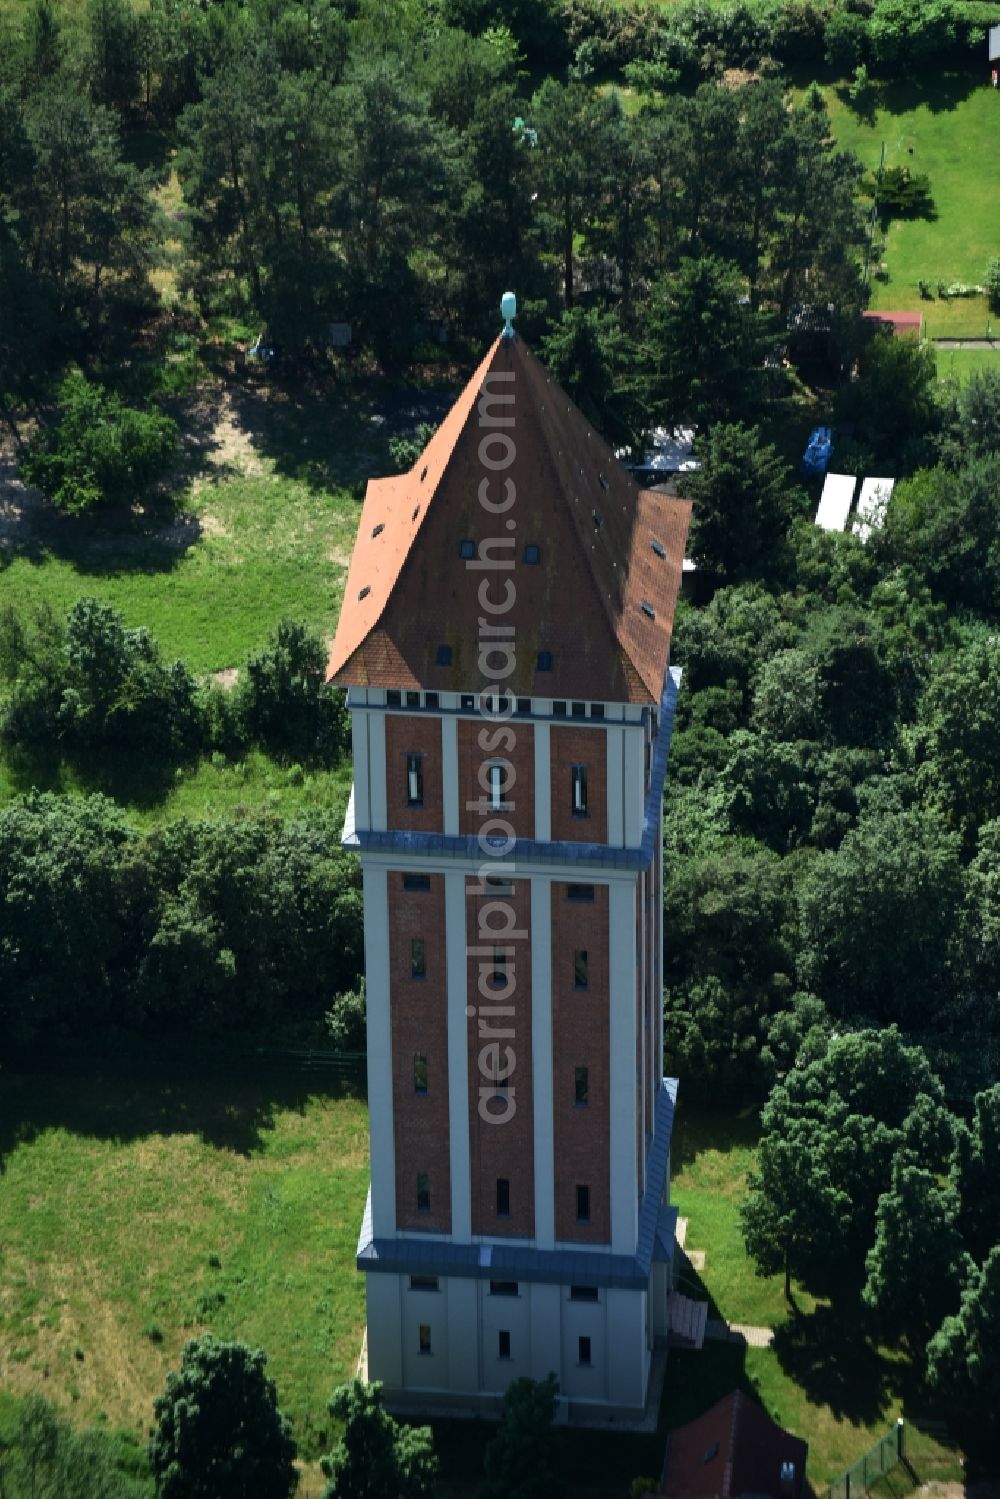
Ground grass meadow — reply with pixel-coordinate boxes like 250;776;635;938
0;1066;369;1478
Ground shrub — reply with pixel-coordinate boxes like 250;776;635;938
149;1337;297;1499
985;257;1000;313
825;7;869;69
868;0;957;66
19;372;178;514
875;164;933;218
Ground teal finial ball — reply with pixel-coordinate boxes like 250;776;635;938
501;291;517;339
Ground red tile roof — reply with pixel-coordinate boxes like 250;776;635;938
327;334;691;704
654;1390;808;1499
862;310;923;335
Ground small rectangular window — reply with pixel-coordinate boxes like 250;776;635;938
516;697;531;715
576;1184;591;1222
575;1066;589;1106
425;691;439;709
496;1178;510;1217
571;701;586;718
485;875;513;896
414;1053;428;1095
492;948;507;987
411;938;426;980
578;1335;592;1365
570;1286;599;1303
387;690;401;707
436;645;452;666
488;762;503;812
553;700;567;716
410;1275;439;1292
417;1173;430;1212
537;651;553;672
499;1329;512;1359
406;691;420;708
461;693;476;711
574;950;589;989
591;703;605;720
406;753;424;807
459;539;475;559
524;544;540;564
489;1281;519;1297
419;1323;432;1354
567;884;594;903
571;764;588;816
403;873;431;892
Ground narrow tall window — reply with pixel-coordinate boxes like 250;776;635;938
571;764;588;816
499;1330;512;1359
496;1178;510;1217
492;947;507;987
576;1184;591;1222
578;1335;592;1366
488;762;503;811
417;1172;430;1212
575;1066;589;1106
414;1054;428;1095
574;950;589;989
419;1323;432;1354
411;937;426;980
406;753;423;807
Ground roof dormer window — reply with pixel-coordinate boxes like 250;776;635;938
524;544;540;564
459;539;475;559
436;645;452;666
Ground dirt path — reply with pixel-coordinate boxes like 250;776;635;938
931;338;999;349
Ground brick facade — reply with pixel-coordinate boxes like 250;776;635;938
549;725;608;844
385;714;444;833
551;882;611;1244
457;717;535;841
466;875;535;1238
389;871;451;1232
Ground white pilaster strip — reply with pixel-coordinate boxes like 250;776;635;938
363;863;395;1236
609;880;638;1255
606;725;624;848
446;872;472;1241
623;727;644;848
531;877;555;1249
369;711;388;832
442;715;459;836
351;711;371;831
533;721;551;843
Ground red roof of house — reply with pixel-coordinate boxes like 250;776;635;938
862;310;923;334
654;1390;808;1499
326;334;691;704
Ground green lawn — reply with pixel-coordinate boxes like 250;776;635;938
0;1068;368;1464
0;744;353;826
935;344;1000;383
821;73;1000;313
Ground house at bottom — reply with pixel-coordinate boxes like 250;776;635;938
326;304;691;1419
649;1391;808;1499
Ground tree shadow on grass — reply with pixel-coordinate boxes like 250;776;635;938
210;365;458;495
878;68;982;119
0;1056;357;1172
771;1302;893;1427
670;1103;762;1176
0;742;181;811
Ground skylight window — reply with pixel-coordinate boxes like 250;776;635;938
592;509;603;531
459;539;476;559
640;600;656;619
436;645;452;666
358;586;370;600
524;544;540;564
537;651;553;672
651;539;666;558
372;523;385;538
412;506;420;521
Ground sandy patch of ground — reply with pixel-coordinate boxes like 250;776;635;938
211;667;240;688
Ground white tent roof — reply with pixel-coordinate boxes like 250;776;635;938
853;477;895;543
815;472;857;531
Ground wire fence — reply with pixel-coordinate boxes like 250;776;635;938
823;1420;905;1499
